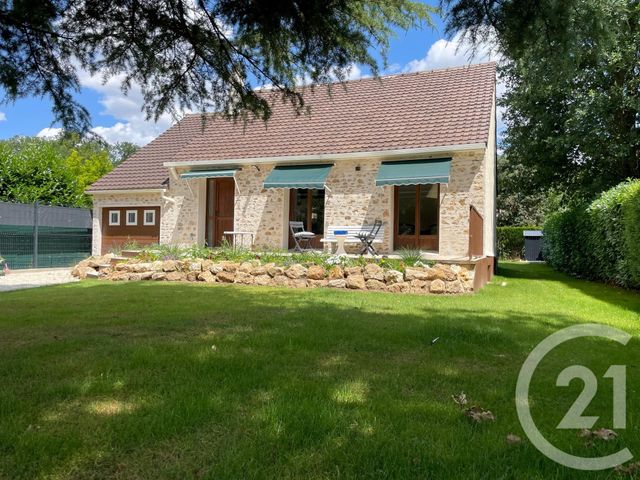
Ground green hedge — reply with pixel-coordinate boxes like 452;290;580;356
497;226;540;259
543;179;640;288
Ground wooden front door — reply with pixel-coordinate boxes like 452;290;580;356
206;177;235;246
394;184;439;251
288;189;324;249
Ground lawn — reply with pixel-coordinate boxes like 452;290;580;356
0;263;639;479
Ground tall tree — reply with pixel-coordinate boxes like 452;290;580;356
443;0;640;199
1;0;434;131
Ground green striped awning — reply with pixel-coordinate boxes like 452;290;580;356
375;158;452;186
263;164;332;189
180;168;238;179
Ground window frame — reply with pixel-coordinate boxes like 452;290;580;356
108;210;120;226
125;209;138;226
143;209;156;226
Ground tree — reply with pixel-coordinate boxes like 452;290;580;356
109;142;140;166
0;136;114;207
442;0;640;199
1;0;434;131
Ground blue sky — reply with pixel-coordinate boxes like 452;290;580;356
0;4;497;146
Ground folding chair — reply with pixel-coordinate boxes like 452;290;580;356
356;219;382;256
289;221;316;252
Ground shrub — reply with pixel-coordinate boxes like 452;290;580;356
542;179;640;288
496;226;541;259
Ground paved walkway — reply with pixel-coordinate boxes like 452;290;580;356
0;268;78;292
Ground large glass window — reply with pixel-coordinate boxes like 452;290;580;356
419;184;439;235
395;184;440;251
397;185;417;235
290;189;325;249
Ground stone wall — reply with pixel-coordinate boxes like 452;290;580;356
91;149;490;257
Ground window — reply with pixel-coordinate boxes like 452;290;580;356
108;210;120;226
143;209;156;226
126;210;138;226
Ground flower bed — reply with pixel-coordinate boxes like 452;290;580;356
72;254;476;294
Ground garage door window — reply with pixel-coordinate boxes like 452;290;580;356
143;210;156;226
126;210;138;226
108;210;120;226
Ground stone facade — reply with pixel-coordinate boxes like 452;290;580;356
91;147;494;259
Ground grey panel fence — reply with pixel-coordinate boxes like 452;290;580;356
0;201;92;269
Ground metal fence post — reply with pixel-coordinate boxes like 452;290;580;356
32;201;39;268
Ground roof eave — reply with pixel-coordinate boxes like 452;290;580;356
163;143;487;169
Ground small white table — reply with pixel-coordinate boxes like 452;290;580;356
333;232;348;255
223;231;254;249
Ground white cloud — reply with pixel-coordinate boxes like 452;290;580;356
404;32;500;72
75;70;177;146
36;127;63;139
0;112;6;122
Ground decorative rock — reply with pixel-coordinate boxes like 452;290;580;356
308;279;329;288
71;265;95;279
162;260;178;272
166;271;184;282
128;273;143;281
327;266;344;280
405;267;430;281
328;279;347;288
151;261;164;272
446;280;465;294
151;272;166;281
201;259;214;271
344;266;362;276
307;265;325;280
384;269;404;285
272;275;290;286
188;262;202;272
346;274;366;289
365;279;385;290
267;265;285;277
363;263;384;281
289;278;308;288
235;271;254;284
139;271;154;280
285;264;307;279
250;265;268;276
430;279;446;293
209;263;225;274
386;282;409;293
198;270;216;283
221;261;239;272
216;271;235;283
432;264;456;281
186;271;199;282
254;274;272;286
410;279;430;290
132;262;153;273
238;262;254;273
85;269;101;279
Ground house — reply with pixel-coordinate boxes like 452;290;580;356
88;62;497;273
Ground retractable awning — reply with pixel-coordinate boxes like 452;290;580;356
375;158;452;186
263;164;332;189
180;168;238;179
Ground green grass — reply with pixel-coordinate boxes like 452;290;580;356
0;263;639;479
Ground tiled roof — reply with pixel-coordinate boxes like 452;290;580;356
89;62;495;192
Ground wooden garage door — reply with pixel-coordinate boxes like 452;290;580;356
101;206;160;254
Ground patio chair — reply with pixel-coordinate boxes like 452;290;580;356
289;221;316;252
356;219;383;256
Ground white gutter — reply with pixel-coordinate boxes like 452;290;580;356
163;143;486;169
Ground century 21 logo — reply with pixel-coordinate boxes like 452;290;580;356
516;324;633;471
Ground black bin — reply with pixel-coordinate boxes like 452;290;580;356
523;230;544;261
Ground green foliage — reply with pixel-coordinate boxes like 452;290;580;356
1;0;435;131
397;248;423;266
543;179;640;288
0;135;114;208
496;226;541;260
444;0;640;199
